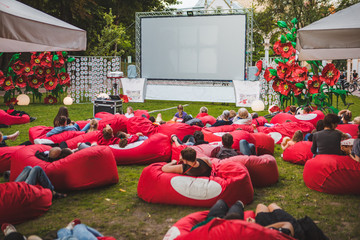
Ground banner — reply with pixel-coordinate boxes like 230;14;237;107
233;80;260;107
121;78;146;102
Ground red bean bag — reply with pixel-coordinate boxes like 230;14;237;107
29;126;85;144
0;109;30;125
95;112;114;119
219;154;278;187
65;131;99;149
258;121;315;144
202;125;237;142
126;116;157;136
109;133;171;165
137;160;254;207
283;141;313;165
270;111;324;127
97;114;128;133
10;145;119;191
134;110;150;119
303;154;360;194
336;124;359;138
252;116;268;127
163;210;295;240
251;132;274;156
0;182;52;225
197;115;216;126
269;113;293;125
0;146;25;173
156;123;202;140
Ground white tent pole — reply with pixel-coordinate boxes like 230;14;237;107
347;59;351;82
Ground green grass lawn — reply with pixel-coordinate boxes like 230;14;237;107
0;96;360;240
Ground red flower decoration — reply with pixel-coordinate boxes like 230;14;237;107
53;54;65;68
11;61;24;75
264;67;276;82
120;94;129;103
58;72;70;85
0;70;4;85
5;98;18;106
30;53;42;67
44;95;58;104
40;52;53;68
279;42;296;58
277;62;291;80
28;76;43;89
273;40;281;55
44;67;55;77
35;66;46;78
308;75;323;94
320;63;340;86
44;77;58;90
291;83;303;96
291;66;308;83
272;78;282;92
22;62;34;76
269;105;281;113
2;76;15;91
279;81;291;96
15;75;28;88
255;60;263;76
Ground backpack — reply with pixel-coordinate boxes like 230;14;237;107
297;216;329;240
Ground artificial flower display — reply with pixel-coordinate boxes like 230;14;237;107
320;63;340;86
28;76;43;89
44;95;58;104
15;76;27;88
3;76;15;91
44;77;58;90
58;72;70;85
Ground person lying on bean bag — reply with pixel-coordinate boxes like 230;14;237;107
118;131;148;148
162;147;212;177
281;130;303;151
171;131;209;147
6;104;36;122
211;133;256;159
47;116;92;138
0;131;20;147
35;147;73;163
97;124;120;145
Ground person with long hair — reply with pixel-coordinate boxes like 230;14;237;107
53;106;70;127
281;130;303;151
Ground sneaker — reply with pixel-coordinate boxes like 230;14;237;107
1;223;16;236
30;117;37;122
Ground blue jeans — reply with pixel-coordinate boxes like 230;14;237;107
74;123;90;132
239;140;256;156
15;166;54;191
57;224;103;240
3;135;7;140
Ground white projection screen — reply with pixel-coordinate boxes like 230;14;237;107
140;14;247;81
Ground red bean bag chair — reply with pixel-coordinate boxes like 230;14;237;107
163;210;295;240
197;115;216;126
10;145;119;191
303;154;360;194
156;123;202;140
0;182;52;225
271;111;324;127
109;133;171;165
65;131;99;149
0;109;30;125
258;122;315;144
0;146;25;173
219;154;278;187
252;116;268;127
251;132;274;155
134;110;150;119
138;160;254;207
97;114;128;133
126;116;157;136
269;113;293;125
283;141;313;165
29;126;85;144
95;112;114;119
202;126;254;145
336;124;359;138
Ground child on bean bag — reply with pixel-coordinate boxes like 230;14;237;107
281;130;303;151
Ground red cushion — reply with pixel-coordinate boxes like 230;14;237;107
98;114;128;133
137;160;253;207
126;116;157;136
109;133;171;165
0;182;52;225
336;124;359;138
219;154;278;187
95;112;114;119
258;122;315;144
283;141;313;165
270;113;293;125
303;154;360;194
231;130;256;151
197;115;216;126
202;125;237;142
164;210;295;240
251;132;274;155
0;146;25;173
10;145;119;191
0;109;30;125
252;116;268;127
156;123;202;140
270;111;324;127
134;110;150;119
29;126;85;144
65;131;99;149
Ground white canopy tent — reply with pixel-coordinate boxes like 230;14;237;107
0;0;86;52
297;2;360;61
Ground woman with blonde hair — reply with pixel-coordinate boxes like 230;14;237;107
281;130;303;151
232;108;252;125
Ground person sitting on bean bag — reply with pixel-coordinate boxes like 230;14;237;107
288;105;297;115
97;124;120;146
35;147;73;162
53;106;71;127
212;110;233;127
173;104;188;122
340;138;355;156
211;133;256;159
0;131;20;147
171;131;209;147
47;116;93;138
117;131;148;148
311;113;343;156
125;106;134;118
350;125;360;163
306;120;324;141
281;130;303;151
338;109;352;124
162;147;212;177
14;166;66;199
6;104;36;122
196;106;209;118
232;108;252;125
